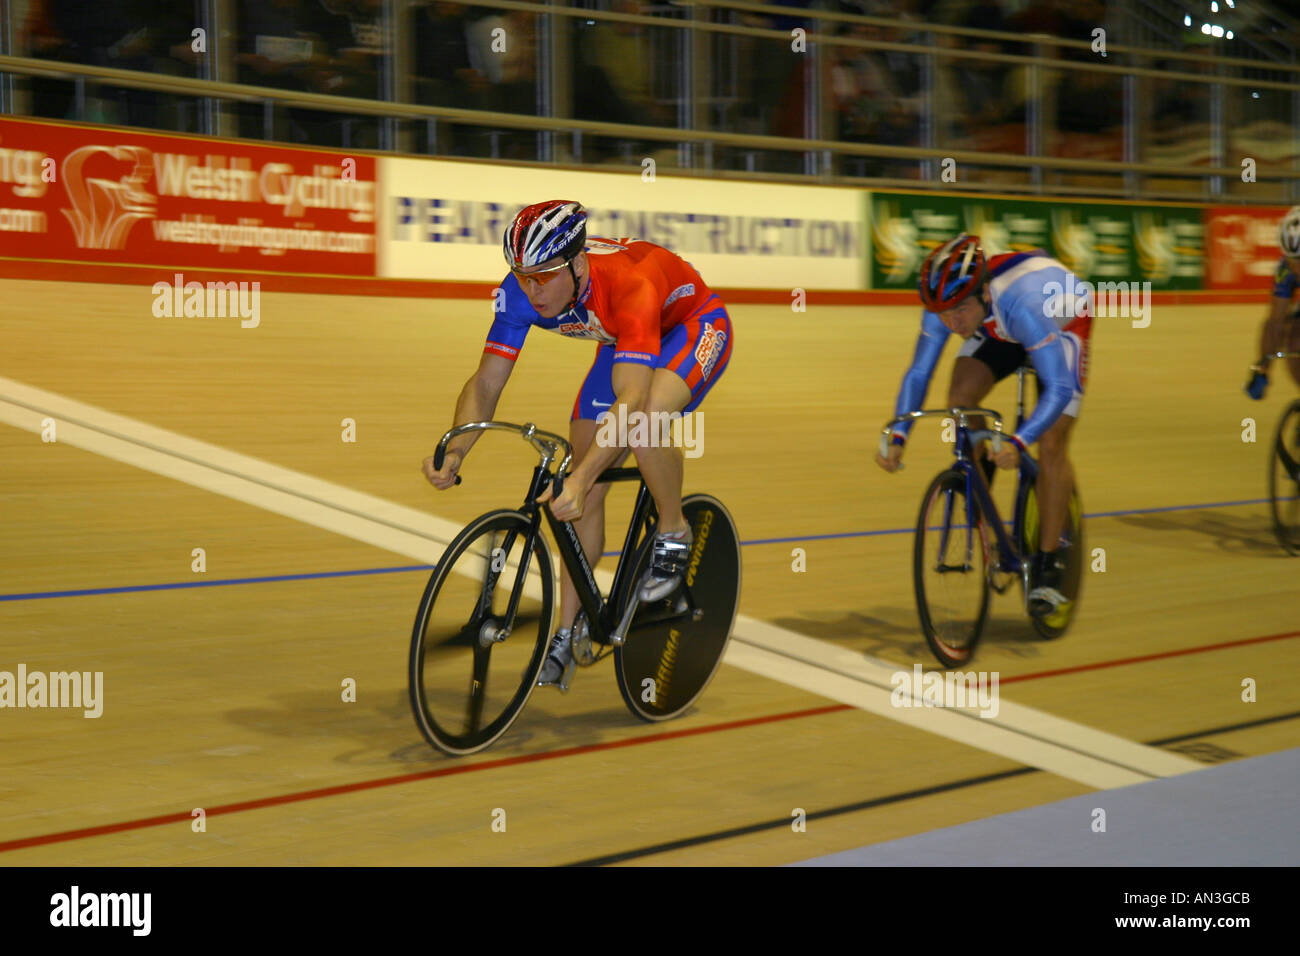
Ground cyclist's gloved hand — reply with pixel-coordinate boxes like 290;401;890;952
1245;368;1268;400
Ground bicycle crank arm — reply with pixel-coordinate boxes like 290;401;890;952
610;591;643;646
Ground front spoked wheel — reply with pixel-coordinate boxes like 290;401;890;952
1269;400;1300;555
614;494;741;722
1018;483;1085;639
914;468;991;668
409;510;554;756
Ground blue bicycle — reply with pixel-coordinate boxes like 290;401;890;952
880;366;1084;668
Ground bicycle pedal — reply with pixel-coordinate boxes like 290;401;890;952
557;661;576;693
537;655;577;693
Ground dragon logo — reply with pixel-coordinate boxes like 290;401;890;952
1050;210;1096;279
60;145;156;249
871;202;921;284
1134;212;1176;284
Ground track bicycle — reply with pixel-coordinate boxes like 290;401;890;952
879;365;1084;668
409;421;741;756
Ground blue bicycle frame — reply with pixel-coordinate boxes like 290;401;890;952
885;364;1042;588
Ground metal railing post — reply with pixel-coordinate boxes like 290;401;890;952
1209;54;1225;199
548;0;572;162
0;0;14;115
805;12;822;176
1027;38;1045;191
686;3;710;170
920;31;936;181
388;0;410;153
1123;57;1140;197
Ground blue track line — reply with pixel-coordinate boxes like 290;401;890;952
0;564;434;602
0;496;1276;604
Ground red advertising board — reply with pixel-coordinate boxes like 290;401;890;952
1204;205;1289;291
0;117;375;276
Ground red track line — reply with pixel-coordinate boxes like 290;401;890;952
996;629;1300;684
0;704;846;853
4;629;1299;854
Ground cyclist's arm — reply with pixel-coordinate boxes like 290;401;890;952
1257;267;1296;367
443;351;515;460
441;279;530;460
1006;298;1075;449
889;310;949;444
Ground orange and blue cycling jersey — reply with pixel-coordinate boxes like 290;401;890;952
484;237;734;421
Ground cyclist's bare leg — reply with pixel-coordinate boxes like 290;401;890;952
627;368;693;536
558;419;629;630
1035;413;1076;551
1285;319;1300;388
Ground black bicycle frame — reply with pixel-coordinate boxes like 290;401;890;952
521;464;659;645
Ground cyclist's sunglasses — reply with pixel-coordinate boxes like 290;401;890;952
510;258;572;287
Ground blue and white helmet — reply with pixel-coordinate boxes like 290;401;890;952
503;200;587;268
1280;206;1300;258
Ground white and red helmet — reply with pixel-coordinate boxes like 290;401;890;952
503;200;587;269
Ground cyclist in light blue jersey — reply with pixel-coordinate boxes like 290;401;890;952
876;234;1093;619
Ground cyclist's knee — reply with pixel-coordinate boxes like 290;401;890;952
947;380;988;408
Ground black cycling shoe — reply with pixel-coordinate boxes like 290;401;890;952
638;528;694;602
1027;549;1068;619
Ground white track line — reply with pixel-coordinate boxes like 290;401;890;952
1;376;1201;788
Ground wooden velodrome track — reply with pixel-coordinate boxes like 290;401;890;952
1;276;1296;866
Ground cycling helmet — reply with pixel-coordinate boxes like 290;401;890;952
918;233;987;312
503;200;587;269
1280;206;1300;258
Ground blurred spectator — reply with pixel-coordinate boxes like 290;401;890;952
826;18;922;177
1025;0;1118;136
950;0;1012;128
492;10;539;157
570;0;673;160
238;0;390;148
23;0;197;129
413;2;488;109
235;0;319;140
733;6;807;138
